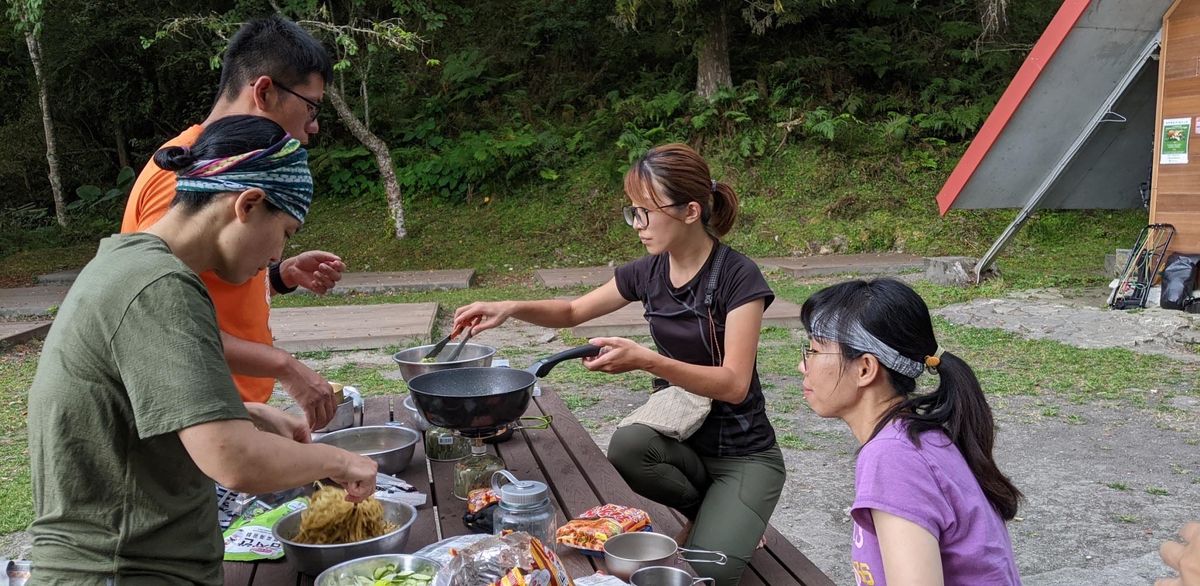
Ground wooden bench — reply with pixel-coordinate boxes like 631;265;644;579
224;390;833;585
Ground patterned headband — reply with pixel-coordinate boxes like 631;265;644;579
175;136;313;224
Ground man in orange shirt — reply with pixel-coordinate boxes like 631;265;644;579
122;16;342;429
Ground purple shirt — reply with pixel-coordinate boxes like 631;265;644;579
850;421;1021;585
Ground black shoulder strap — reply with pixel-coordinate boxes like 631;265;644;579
703;243;731;309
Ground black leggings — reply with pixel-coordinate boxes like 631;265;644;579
607;424;786;586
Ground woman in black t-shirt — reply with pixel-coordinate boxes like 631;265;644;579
454;143;785;586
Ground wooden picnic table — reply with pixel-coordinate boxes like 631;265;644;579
224;389;833;586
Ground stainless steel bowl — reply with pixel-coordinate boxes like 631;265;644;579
273;499;419;576
315;425;420;474
315;553;442;585
402;395;431;432
392;343;497;382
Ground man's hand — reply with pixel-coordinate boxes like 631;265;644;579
279;358;337;430
280;250;345;295
244;402;311;443
1159;522;1200;586
332;451;379;502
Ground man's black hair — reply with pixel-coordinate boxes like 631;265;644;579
216;15;333;101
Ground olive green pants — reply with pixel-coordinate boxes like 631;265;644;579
607;424;786;586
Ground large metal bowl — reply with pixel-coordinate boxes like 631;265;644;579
315;553;442;586
392;343;497;382
273;498;419;576
315;425;420;474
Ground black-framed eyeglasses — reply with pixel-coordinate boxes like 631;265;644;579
271;80;321;122
622;202;688;228
800;339;841;367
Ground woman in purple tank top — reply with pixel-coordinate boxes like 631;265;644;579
797;278;1023;586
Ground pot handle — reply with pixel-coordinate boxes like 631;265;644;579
691;579;716;585
678;547;728;566
527;344;603;378
510;415;553;431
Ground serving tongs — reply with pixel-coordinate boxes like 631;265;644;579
420;316;481;362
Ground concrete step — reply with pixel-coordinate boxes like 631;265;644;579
571;298;803;338
0;320;52;345
535;266;614;289
270;302;438;352
35;269;81;286
757;254;924;278
0;286;69;318
296;269;475;295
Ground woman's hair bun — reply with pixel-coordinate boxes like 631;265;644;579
153;145;196;171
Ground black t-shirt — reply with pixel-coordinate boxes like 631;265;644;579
615;243;777;457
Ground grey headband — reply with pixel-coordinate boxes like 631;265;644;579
808;308;926;379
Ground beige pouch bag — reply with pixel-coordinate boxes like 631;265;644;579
617;385;712;441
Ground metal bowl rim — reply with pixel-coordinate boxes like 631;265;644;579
392;343;497;366
272;499;419;550
603;531;679;561
315;553;443;585
314;425;420;457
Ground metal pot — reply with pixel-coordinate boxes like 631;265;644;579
315;425;420;475
272;498;418;576
284;386;363;432
407;345;601;436
630;566;715;586
393;342;496;382
602;532;727;580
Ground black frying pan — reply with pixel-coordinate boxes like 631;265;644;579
406;344;602;436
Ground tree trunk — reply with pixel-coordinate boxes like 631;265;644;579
695;8;732;99
327;85;406;239
25;31;67;226
114;125;129;170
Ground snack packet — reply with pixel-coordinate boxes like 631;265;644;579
555;504;651;551
221;497;307;561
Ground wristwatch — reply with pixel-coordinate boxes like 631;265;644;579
268;262;297;294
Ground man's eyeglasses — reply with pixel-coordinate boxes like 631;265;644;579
622;202;688;228
271;80;321;122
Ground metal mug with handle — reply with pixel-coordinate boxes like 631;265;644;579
602;532;727;580
629;566;716;586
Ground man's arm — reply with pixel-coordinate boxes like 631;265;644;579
220;331;336;430
179;418;376;499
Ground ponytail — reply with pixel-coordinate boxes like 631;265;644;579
872;351;1023;520
708;181;739;238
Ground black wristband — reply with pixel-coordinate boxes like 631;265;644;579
269;262;297;294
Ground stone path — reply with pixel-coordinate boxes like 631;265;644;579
0;286;68;318
296;269;475;295
571;299;803;338
270;302;437;352
935;289;1200;362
